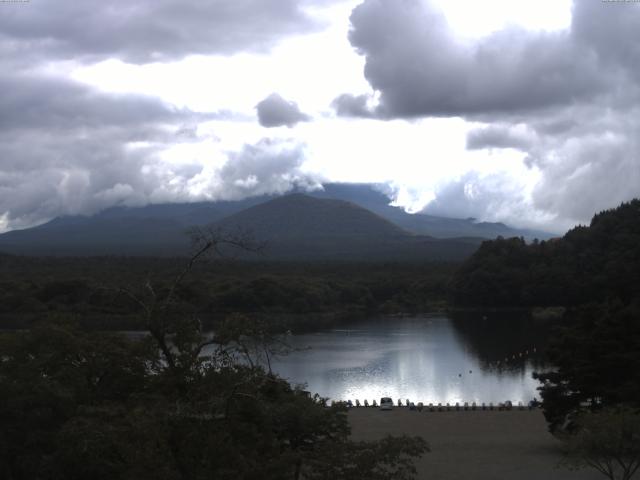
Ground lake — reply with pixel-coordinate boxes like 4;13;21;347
268;313;550;404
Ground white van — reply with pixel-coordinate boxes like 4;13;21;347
380;397;393;410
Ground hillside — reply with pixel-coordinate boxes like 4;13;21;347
214;194;481;261
216;193;408;239
0;192;481;261
0;184;553;252
450;199;640;306
307;183;554;240
0;217;189;256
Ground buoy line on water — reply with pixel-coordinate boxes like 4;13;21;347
486;346;538;368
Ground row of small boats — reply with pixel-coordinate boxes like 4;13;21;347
334;399;540;411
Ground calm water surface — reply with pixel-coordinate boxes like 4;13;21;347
269;314;549;404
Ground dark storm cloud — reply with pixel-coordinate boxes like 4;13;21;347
256;93;311;128
0;0;333;65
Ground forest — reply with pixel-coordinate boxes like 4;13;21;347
0;256;455;332
450;200;640;438
450;199;640;307
0;234;430;479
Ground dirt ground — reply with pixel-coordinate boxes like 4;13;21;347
348;408;602;480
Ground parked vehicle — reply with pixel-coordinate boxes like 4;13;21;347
380;397;394;410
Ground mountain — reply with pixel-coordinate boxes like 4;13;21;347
0;182;553;258
216;193;407;239
0;193;481;260
0;216;189;256
306;183;554;240
0;196;273;256
213;194;481;261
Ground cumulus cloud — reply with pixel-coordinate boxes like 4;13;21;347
212;138;321;200
0;73;322;231
0;72;217;231
527;106;640;224
335;0;640;228
0;74;214;134
0;0;339;231
256;93;311;128
0;0;331;65
419;171;549;228
331;93;376;118
336;0;627;118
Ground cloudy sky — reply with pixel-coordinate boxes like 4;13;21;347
1;0;639;233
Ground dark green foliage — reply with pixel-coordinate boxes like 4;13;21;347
534;301;640;432
0;320;427;480
0;258;456;331
559;407;640;480
451;199;640;307
449;200;640;438
0;321;152;479
0;231;428;479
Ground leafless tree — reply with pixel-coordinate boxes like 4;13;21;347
118;226;264;373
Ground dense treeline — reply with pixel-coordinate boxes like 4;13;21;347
534;300;640;432
450;200;640;307
0;257;455;331
0;234;429;479
450;200;640;434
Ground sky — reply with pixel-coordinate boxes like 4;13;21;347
1;0;639;234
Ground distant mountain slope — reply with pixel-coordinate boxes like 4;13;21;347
2;183;553;245
0;217;189;256
0;193;481;260
43;196;271;228
212;194;480;261
307;183;554;240
0;182;554;258
216;193;408;240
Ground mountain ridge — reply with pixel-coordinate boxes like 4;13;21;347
0;183;553;259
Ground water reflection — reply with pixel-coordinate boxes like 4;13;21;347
269;315;549;403
449;310;550;373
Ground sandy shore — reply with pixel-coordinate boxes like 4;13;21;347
348;408;601;480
